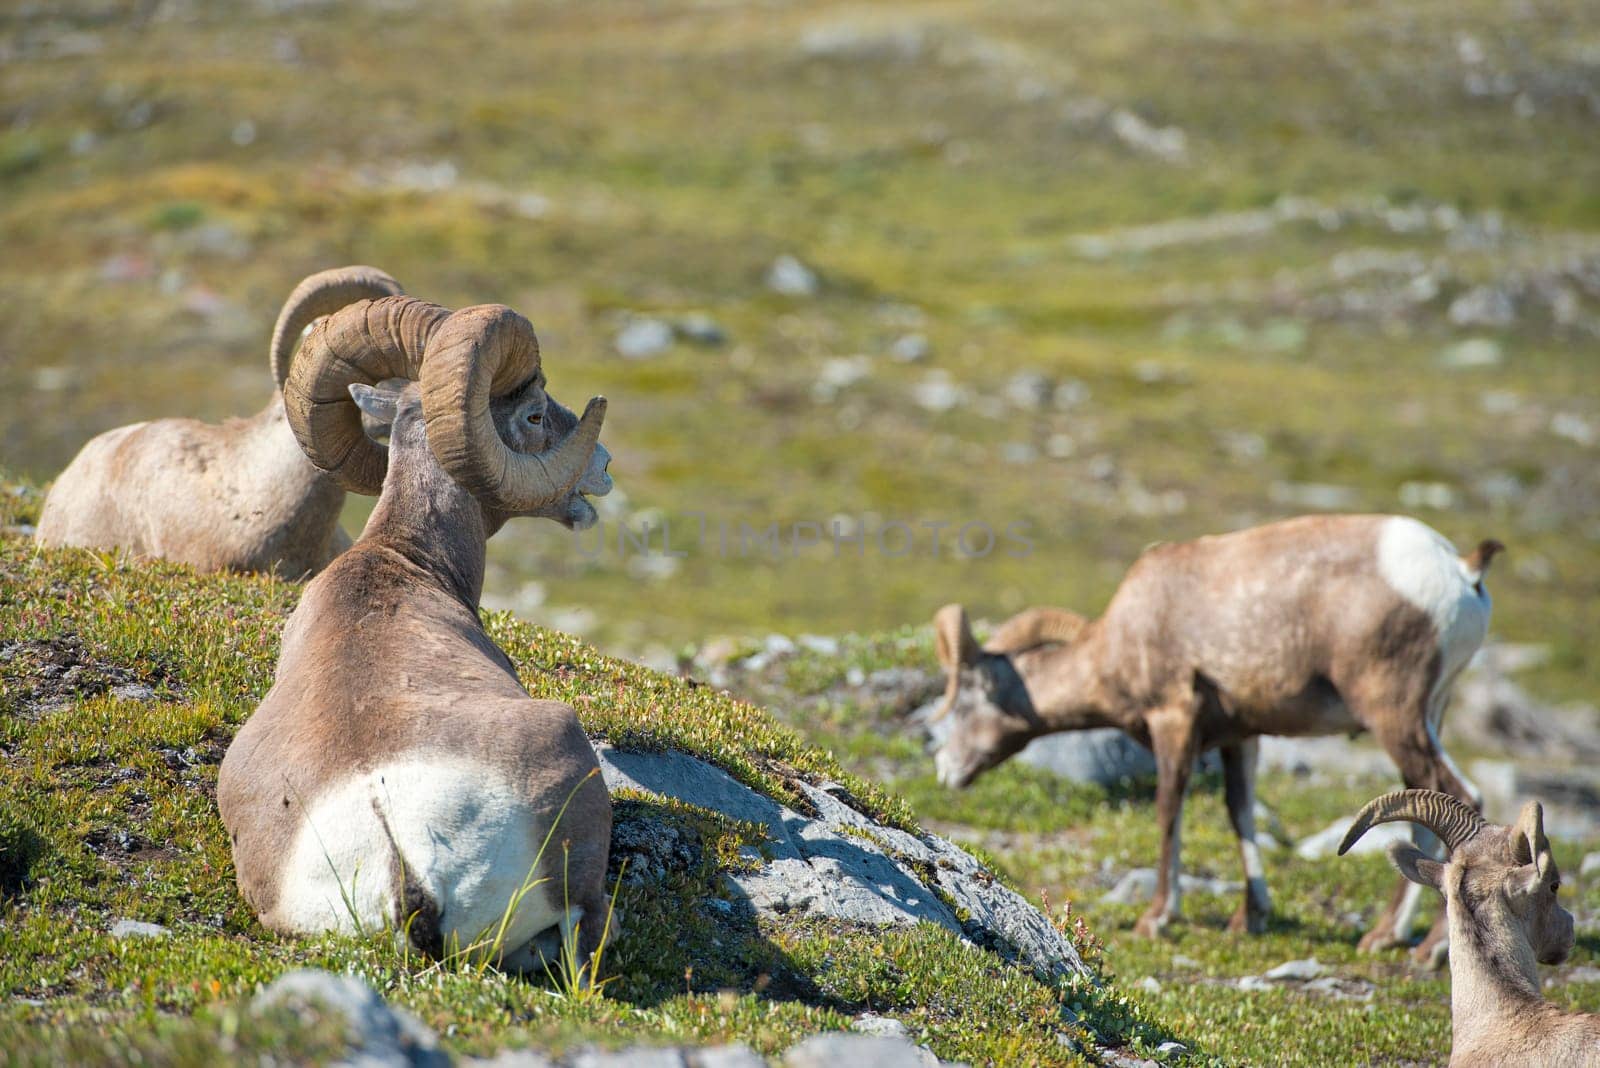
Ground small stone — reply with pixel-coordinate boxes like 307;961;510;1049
1237;975;1272;992
1137;976;1162;994
1449;286;1516;327
1156;1041;1186;1055
109;682;158;703
911;372;964;413
1171;955;1199;969
688;1047;768;1068
231;119;257;147
1002;371;1052;410
1439;338;1503;369
797;635;840;657
676;313;727;346
1052;380;1089;410
851;1014;911;1039
767;255;819;297
888;333;931;362
1262;958;1322;982
1579;853;1600;879
110;919;171;939
1550;413;1596;447
1398;481;1458;510
783;1033;934;1068
253;969;446;1068
616;319;675;360
570;1049;687;1068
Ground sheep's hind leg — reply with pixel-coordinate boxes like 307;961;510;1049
1221;739;1271;934
1357;687;1477;963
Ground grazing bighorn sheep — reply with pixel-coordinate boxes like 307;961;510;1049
217;294;615;970
37;267;404;577
1341;790;1593;1067
930;514;1500;958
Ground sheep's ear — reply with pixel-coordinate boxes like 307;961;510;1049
349;382;400;424
1387;841;1444;890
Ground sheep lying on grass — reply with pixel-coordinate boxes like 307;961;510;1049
1341;789;1595;1067
930;513;1498;961
219;293;615;973
37;266;403;577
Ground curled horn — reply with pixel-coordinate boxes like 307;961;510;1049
1338;789;1488;857
984;607;1088;654
929;604;980;722
1513;800;1550;870
269;266;405;391
418;304;607;512
284;296;451;494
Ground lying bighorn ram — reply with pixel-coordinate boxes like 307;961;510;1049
1341;790;1592;1067
218;294;614;970
37;267;403;577
930;514;1499;960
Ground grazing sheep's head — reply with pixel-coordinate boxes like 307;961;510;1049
929;604;1043;789
287;297;610;530
1340;789;1574;967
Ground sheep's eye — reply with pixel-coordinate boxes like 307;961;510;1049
1552;880;1560;894
526;412;542;425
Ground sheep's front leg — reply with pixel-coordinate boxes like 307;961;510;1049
1221;739;1272;934
1134;708;1198;938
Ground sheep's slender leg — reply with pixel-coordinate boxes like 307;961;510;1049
1221;738;1271;934
1135;706;1198;938
1359;698;1476;960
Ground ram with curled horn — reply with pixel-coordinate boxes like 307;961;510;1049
218;293;615;972
1341;789;1593;1066
38;267;405;577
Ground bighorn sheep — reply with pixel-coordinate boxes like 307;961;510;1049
930;514;1500;958
217;294;615;970
37;266;404;577
1341;790;1593;1067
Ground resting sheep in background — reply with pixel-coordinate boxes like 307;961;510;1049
929;514;1499;961
1341;789;1594;1067
37;266;403;577
218;292;614;971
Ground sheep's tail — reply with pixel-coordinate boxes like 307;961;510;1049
1461;538;1504;592
369;797;443;958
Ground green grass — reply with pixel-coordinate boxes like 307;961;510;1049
729;635;1600;1067
1;0;1595;706
0;534;1183;1066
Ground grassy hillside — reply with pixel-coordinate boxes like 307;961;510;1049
2;0;1595;708
0;531;1177;1067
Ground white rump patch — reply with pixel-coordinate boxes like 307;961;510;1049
273;759;564;959
1376;517;1490;683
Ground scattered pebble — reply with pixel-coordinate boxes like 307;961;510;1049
109;919;171;939
615;318;675;360
767;255;819;297
888;333;931;362
1262;958;1322;982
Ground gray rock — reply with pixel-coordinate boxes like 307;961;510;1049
1002;372;1052;411
570;1049;687;1068
888;334;930;363
109;682;159;703
676;313;728;346
767;255;819;297
1295;818;1412;860
910;372;964;413
1156;1042;1187;1056
851;1014;911;1039
688;1048;768;1068
594;746;1089;982
1262;958;1322;981
1581;853;1600;879
1016;729;1155;786
1268;481;1362;511
253;970;446;1068
1439;338;1503;369
109;919;171;939
467;1051;557;1068
783;1033;939;1068
616;319;675;360
1449;285;1517;327
1236;975;1272;992
1099;869;1242;906
1137;977;1162;994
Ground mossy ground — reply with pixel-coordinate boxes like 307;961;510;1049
0;534;1181;1067
733;630;1600;1067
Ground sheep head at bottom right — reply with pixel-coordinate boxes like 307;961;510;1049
1341;789;1596;1067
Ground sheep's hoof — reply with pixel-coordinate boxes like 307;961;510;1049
1357;926;1406;953
1133;909;1175;938
1412;933;1449;971
1227;905;1268;935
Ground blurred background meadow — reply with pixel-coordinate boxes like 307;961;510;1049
3;3;1599;1060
